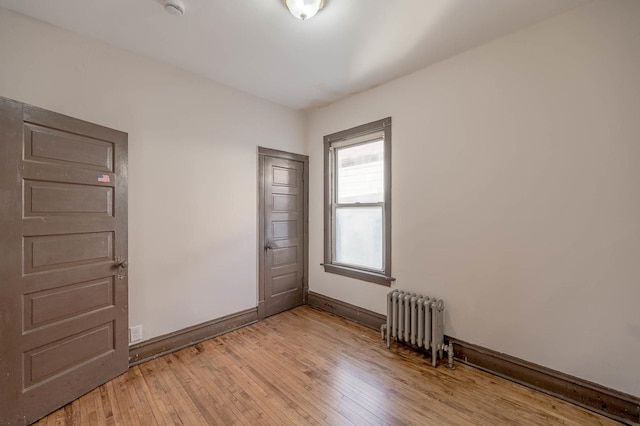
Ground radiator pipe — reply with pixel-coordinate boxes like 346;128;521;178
440;341;456;370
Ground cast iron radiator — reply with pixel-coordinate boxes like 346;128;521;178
381;289;455;368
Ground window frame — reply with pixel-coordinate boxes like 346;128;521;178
323;117;394;286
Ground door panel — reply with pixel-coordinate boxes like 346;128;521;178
25;123;114;170
24;277;114;329
0;97;128;425
25;232;113;272
261;155;305;317
25;180;113;216
272;247;298;266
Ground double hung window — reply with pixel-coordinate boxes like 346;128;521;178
323;117;393;285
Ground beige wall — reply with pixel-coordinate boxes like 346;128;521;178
2;0;638;399
307;0;640;397
0;8;307;340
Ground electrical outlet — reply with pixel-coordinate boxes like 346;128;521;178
129;325;143;343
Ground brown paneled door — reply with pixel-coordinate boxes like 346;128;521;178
260;152;306;318
0;97;128;425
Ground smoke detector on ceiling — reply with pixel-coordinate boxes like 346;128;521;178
164;0;186;16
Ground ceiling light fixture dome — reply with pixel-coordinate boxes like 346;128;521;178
285;0;324;21
164;0;186;16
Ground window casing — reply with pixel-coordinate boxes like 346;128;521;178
323;117;393;285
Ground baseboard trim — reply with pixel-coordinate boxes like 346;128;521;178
128;307;258;366
257;300;266;321
449;337;639;425
306;292;639;425
307;291;386;331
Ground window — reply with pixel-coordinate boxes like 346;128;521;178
323;117;393;285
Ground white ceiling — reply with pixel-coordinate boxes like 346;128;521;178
0;0;589;110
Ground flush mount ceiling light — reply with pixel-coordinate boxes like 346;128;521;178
164;0;186;16
285;0;324;21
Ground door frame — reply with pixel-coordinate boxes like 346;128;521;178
257;147;309;320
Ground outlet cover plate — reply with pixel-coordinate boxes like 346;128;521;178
129;325;143;343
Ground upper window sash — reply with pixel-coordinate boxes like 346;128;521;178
332;138;384;205
329;131;385;148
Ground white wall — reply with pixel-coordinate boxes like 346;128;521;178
307;0;640;397
0;8;306;340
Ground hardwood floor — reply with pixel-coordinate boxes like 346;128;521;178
35;306;620;425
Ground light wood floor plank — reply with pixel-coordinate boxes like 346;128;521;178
34;306;621;425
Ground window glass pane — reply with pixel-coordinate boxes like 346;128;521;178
335;206;383;270
336;140;384;204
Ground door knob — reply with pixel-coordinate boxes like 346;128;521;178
116;257;128;268
265;242;273;250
